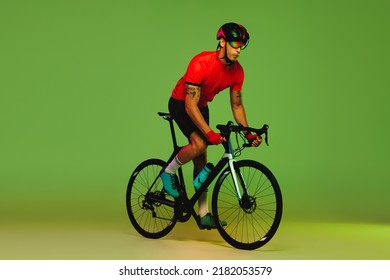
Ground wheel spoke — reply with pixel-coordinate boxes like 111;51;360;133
126;159;176;239
213;160;282;250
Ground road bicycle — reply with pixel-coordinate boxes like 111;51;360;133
126;112;282;250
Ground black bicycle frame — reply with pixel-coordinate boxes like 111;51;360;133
149;113;248;223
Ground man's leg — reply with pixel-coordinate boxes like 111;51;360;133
162;131;207;198
190;133;227;228
192;150;208;218
176;131;207;164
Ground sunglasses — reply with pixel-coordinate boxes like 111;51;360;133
229;41;247;50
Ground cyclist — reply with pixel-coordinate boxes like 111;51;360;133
161;22;262;228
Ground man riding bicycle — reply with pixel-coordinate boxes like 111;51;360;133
161;22;262;228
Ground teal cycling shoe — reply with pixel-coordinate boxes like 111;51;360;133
199;213;227;229
160;171;179;198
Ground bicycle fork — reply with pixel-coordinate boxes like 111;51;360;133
226;157;241;201
221;149;247;202
227;156;257;213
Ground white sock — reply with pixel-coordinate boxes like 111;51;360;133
198;192;209;217
165;156;183;174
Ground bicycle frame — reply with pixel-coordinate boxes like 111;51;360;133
188;140;244;207
148;113;248;227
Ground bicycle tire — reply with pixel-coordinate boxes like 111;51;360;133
126;158;177;239
212;160;282;250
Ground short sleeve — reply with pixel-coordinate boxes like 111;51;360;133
185;55;204;86
231;64;244;92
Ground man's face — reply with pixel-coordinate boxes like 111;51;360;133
227;42;241;61
220;39;245;62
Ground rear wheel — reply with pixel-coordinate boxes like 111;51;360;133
126;159;177;239
212;160;282;250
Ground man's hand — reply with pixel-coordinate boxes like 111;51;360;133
245;132;262;147
206;130;226;145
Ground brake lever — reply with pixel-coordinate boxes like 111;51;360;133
244;124;269;147
264;131;269;146
262;124;269;146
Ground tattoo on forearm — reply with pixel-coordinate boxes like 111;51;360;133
236;92;242;98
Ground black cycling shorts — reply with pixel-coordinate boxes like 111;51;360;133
168;97;209;140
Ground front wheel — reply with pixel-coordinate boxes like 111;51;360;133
212;160;282;250
126;158;177;239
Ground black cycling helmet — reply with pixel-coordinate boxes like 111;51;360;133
216;22;250;49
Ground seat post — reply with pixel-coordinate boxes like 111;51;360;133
158;112;180;151
168;117;179;150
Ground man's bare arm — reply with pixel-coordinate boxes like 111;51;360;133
184;84;211;136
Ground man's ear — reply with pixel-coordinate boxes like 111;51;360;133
219;38;226;48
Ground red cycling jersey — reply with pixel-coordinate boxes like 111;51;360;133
171;51;244;108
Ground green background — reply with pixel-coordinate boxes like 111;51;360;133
1;0;389;259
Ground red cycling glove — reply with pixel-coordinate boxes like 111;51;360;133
206;130;222;145
245;132;258;143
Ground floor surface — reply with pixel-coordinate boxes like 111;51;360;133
1;218;389;260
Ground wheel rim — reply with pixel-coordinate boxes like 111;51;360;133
127;160;176;238
213;161;282;249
